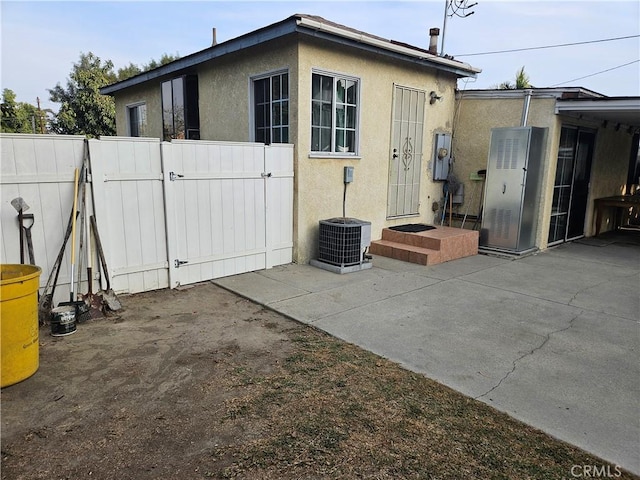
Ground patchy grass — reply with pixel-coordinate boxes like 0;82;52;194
212;327;637;479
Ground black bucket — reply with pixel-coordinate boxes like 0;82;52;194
51;305;77;336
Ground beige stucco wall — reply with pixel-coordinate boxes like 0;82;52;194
113;35;469;264
196;38;298;142
454;93;636;249
114;82;163;138
294;38;460;263
114;38;298;141
453;94;558;248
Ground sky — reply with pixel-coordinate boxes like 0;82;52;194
1;0;639;113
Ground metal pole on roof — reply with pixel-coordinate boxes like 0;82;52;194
440;0;449;56
441;0;478;56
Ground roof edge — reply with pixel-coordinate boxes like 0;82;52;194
295;15;481;77
456;87;607;100
101;16;298;94
102;14;481;95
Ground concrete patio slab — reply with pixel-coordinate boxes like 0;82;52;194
213;231;640;474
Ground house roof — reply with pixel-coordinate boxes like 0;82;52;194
101;14;481;95
458;87;640;130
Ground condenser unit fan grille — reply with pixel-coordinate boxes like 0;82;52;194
318;218;370;267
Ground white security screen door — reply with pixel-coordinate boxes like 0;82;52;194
387;85;426;217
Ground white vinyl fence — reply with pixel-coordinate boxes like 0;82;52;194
1;134;293;305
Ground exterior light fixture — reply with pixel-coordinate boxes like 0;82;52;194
430;91;443;104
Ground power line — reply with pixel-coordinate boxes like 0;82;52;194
550;59;640;87
454;34;639;57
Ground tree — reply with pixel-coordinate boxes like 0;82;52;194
48;51;182;136
116;62;143;81
48;52;117;136
1;89;50;133
497;66;532;90
116;53;180;81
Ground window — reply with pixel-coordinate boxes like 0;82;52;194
161;75;200;141
253;72;289;144
127;103;147;137
311;72;359;154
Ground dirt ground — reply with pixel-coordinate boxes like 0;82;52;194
2;283;296;479
1;282;636;479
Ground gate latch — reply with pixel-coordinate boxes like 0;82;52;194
169;171;184;181
261;172;272;178
175;259;188;268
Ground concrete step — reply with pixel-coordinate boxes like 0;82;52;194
371;226;479;266
381;228;441;250
369;239;442;266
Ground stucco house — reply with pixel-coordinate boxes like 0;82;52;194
101;13;481;264
452;88;640;253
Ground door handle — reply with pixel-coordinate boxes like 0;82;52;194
392;148;398;159
502;182;507;194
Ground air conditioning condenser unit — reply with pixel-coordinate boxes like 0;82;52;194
311;218;372;274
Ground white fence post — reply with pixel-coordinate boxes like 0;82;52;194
161;142;179;289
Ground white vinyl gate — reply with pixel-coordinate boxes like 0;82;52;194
162;140;293;288
91;138;293;291
1;133;293;300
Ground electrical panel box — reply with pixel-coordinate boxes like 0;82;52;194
433;133;452;181
344;166;354;183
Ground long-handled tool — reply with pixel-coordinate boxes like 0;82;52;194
462;171;483;229
10;197;30;263
90;215;121;311
69;168;80;302
39;163;86;323
472;169;487;231
22;213;36;265
440;185;449;226
58;168;90;323
74;166;91;323
39;200;78;324
85;138;120;313
80;146;103;319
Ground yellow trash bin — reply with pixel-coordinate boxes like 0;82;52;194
1;264;42;388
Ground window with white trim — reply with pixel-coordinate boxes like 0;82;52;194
253;71;289;144
127;103;147;137
311;72;359;154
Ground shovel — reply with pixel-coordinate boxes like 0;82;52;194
39;192;79;324
81;156;104;319
90;215;121;311
58;168;90;322
22;213;36;265
10;197;29;263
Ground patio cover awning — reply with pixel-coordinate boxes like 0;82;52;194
555;97;640;130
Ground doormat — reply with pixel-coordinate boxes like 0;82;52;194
389;224;436;233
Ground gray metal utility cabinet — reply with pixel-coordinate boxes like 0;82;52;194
480;126;548;254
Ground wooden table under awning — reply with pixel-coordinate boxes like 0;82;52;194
593;195;640;235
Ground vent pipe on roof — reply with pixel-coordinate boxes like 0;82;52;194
429;28;440;54
212;28;217;46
